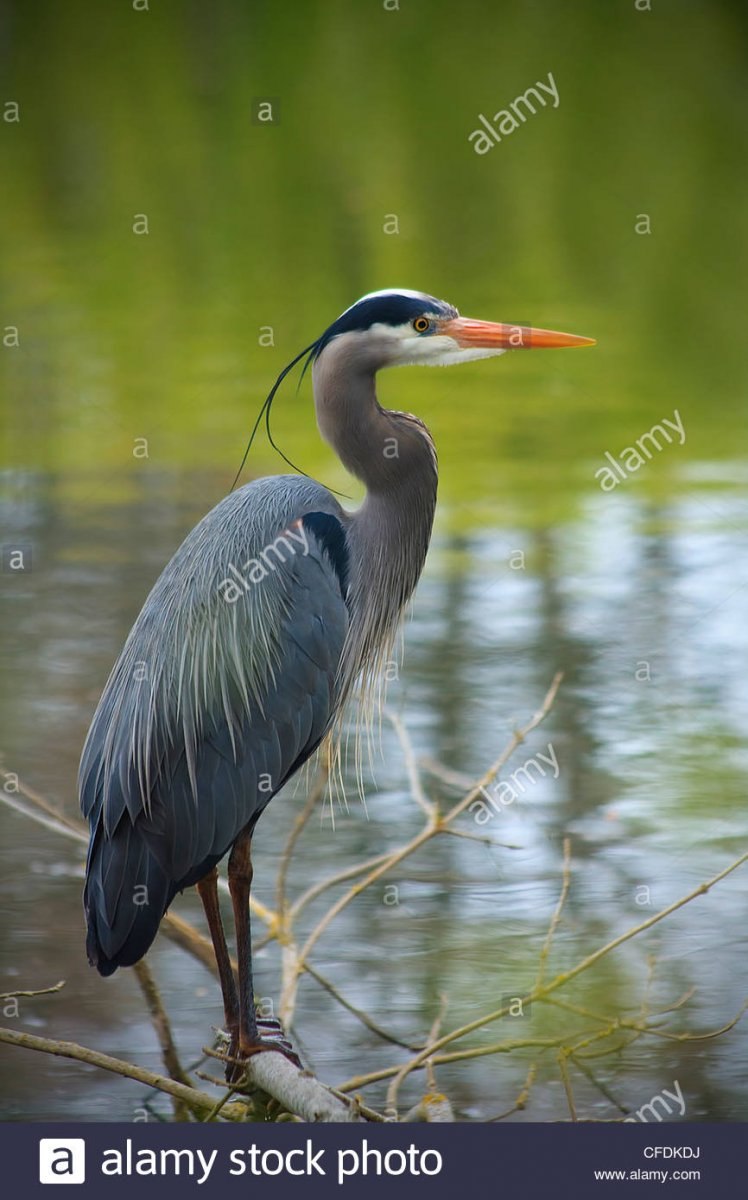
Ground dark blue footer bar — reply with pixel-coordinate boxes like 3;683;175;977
2;1121;739;1198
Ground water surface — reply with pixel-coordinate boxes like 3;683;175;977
1;0;747;1121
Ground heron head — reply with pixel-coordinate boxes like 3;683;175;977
313;288;595;369
231;289;595;488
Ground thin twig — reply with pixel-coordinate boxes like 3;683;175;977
385;710;435;818
535;836;572;987
158;911;226;978
288;850;395;922
296;677;564;979
133;960;192;1120
571;1055;629;1115
0;1026;249;1120
424;995;449;1094
418;757;475;793
386;993;448;1118
276;757;330;917
0;981;65;1001
302;962;423;1051
440;827;518;850
0;789;86;844
557;1049;577;1121
487;1062;537;1121
378;847;748;1101
441;673;563;827
13;774;87;835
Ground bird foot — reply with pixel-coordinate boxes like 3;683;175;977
222;1018;302;1083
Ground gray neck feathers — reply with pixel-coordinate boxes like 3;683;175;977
312;333;438;711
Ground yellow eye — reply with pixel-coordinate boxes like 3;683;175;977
413;317;430;333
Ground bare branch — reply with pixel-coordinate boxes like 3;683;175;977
5;679;745;1125
557;1049;577;1121
340;848;748;1100
387;993;448;1118
201;1045;363;1122
0;1023;364;1123
294;676;564;1001
418;756;475;793
487;1062;537;1121
159;911;224;978
133;960;192;1115
276;757;330;916
535;835;572;987
302;961;422;1052
0;1026;248;1120
0;789;86;845
0;981;65;1001
441;672;563;826
385;709;435;818
289;850;395;923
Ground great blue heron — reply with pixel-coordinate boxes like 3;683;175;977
79;288;593;1075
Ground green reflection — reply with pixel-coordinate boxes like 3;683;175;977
2;0;747;531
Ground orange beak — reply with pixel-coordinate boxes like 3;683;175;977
440;316;596;350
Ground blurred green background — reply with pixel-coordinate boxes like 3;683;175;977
1;0;748;1121
2;0;747;513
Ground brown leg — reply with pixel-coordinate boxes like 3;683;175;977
196;867;239;1045
218;827;301;1078
227;827;259;1058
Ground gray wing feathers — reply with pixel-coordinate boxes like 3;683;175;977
79;476;348;971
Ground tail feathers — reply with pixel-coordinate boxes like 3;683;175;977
84;818;176;976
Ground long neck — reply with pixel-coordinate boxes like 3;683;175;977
312;334;438;698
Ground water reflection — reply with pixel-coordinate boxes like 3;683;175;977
2;0;747;1122
1;468;746;1120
